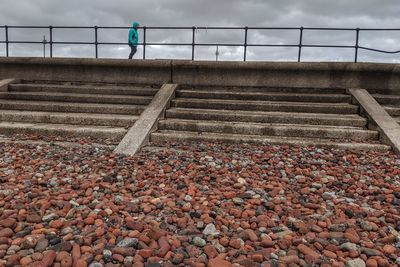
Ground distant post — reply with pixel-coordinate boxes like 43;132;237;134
42;35;47;58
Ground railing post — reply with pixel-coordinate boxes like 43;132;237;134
49;26;53;58
298;27;303;62
42;35;47;58
244;26;248;61
143;26;146;60
5;25;9;57
354;28;360;63
94;26;98;58
191;26;195;61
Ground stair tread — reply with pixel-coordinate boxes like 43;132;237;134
0;99;146;108
172;98;357;106
0;110;139;120
178;89;349;97
384;105;400;109
161;119;371;131
11;83;159;93
372;94;400;99
0;91;153;100
151;130;390;151
0;121;127;132
167;107;364;119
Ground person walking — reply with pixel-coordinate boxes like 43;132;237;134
128;22;139;59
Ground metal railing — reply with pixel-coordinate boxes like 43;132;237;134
1;25;400;62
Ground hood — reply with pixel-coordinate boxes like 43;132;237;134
133;22;139;28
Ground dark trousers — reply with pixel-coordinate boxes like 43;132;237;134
129;45;137;59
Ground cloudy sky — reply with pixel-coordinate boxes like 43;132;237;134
1;0;400;63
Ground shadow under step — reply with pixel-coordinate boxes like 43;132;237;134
182;86;346;94
159;119;378;141
166;108;367;127
151;130;391;152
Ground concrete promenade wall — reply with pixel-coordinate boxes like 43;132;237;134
0;57;172;85
0;57;399;92
172;61;400;93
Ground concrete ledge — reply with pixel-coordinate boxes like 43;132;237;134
1;58;400;93
0;57;172;85
0;78;18;91
115;83;178;155
349;88;400;154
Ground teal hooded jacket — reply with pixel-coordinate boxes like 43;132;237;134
128;22;139;46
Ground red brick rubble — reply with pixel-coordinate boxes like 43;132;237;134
0;137;399;267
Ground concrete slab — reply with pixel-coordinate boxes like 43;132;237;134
349;88;400;154
115;83;178;155
0;78;18;91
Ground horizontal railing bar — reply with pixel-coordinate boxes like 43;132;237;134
0;41;357;48
359;46;400;54
359;28;400;31
3;25;400;31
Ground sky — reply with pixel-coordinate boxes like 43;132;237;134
1;0;400;63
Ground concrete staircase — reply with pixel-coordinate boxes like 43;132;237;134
0;81;159;141
372;93;400;125
151;86;391;151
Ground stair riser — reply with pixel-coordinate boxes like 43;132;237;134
373;97;400;105
166;110;367;127
181;87;346;94
9;85;158;96
151;132;390;152
159;121;378;141
0;114;135;127
0;126;126;141
385;108;400;116
0;94;152;105
172;101;358;114
0;103;144;115
177;91;351;103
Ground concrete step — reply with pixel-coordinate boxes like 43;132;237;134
166;108;367;127
0;110;137;127
182;86;346;94
9;83;159;96
372;94;400;105
0;122;127;141
172;98;359;114
159;119;378;141
151;131;391;152
384;105;400;116
0;100;145;115
177;90;351;103
0;92;152;105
